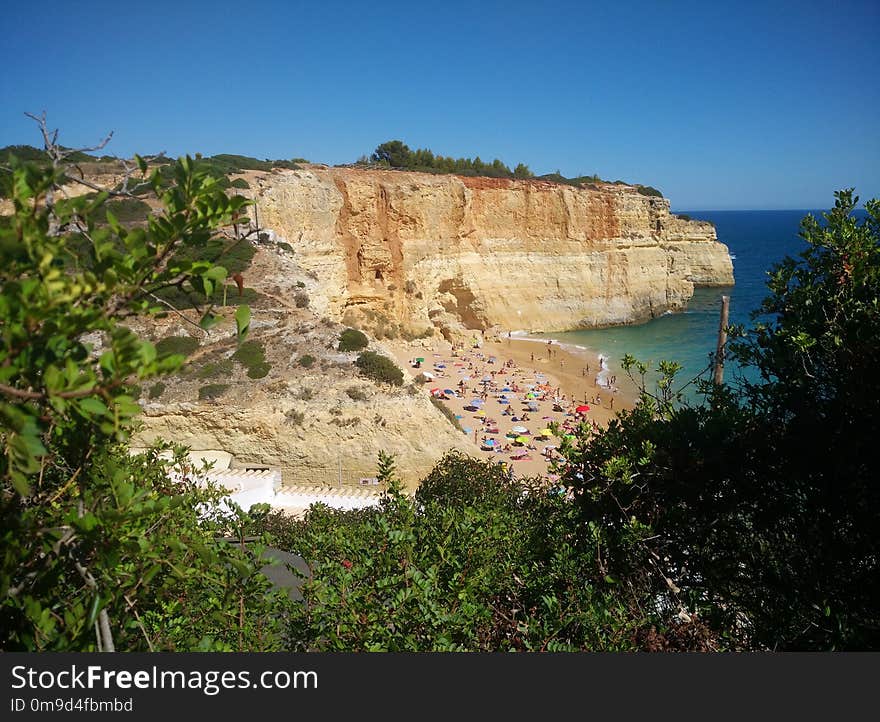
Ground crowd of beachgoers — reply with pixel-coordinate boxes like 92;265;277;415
389;335;632;479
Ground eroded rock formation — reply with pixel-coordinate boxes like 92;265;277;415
251;168;733;338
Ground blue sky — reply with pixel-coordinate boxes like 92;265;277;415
1;0;877;209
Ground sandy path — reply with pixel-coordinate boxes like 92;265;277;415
387;336;636;479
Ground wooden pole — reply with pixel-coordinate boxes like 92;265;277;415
713;295;730;385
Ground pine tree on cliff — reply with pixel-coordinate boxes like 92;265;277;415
372;140;412;167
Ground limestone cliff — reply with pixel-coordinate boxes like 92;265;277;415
127;245;471;490
250;168;733;337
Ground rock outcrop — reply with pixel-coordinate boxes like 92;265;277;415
250;168;733;337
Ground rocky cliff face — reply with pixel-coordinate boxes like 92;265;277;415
126;242;472;489
250;168;733;337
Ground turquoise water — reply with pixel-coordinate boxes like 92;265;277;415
536;210;835;400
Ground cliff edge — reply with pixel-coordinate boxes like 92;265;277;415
250;168;734;338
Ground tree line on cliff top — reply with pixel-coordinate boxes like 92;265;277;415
361;139;664;196
1;118;877;651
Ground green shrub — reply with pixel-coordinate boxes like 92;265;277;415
198;383;229;400
93;198;153;225
298;354;316;368
338;328;369;352
355;351;403;386
148;382;166;399
277;242;294;253
636;185;663;197
229;178;250;189
295;281;306;288
232;340;270;379
346;386;368;401
155;335;200;359
196;357;235;379
294;291;309;308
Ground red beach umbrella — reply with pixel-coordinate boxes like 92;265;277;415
575;405;591;413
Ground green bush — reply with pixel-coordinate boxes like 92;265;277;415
93;198;153;225
229;177;250;189
232;340;270;379
298;354;316;368
636;185;664;197
294;291;309;308
155;335;200;359
338;328;369;352
355;351;403;386
346;386;368;401
257;453;656;651
198;383;229;400
147;382;166;399
195;357;235;379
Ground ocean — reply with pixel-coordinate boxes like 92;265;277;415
536;209;843;401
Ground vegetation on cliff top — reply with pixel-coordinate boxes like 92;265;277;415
360;140;664;196
0;144;301;198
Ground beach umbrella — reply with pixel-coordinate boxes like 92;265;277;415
498;399;509;405
421;371;435;381
515;435;529;445
540;428;553;437
527;402;539;412
501;386;512;392
468;398;483;406
416;357;425;363
443;389;456;396
575;404;591;413
511;425;528;434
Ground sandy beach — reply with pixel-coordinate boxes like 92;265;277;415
387;335;636;479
